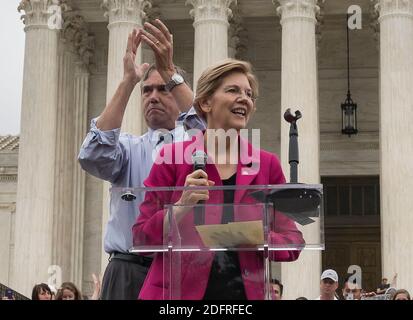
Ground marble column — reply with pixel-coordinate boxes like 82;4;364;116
375;0;413;291
186;0;236;86
60;11;94;288
52;41;76;284
276;0;321;300
71;62;90;287
12;0;61;296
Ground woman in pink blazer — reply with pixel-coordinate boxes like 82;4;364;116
132;59;304;300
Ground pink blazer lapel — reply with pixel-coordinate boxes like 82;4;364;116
184;132;261;206
234;137;261;204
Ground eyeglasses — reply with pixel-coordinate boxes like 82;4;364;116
223;85;257;102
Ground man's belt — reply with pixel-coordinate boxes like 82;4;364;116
110;252;153;267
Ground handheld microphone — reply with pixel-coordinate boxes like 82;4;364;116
192;151;208;225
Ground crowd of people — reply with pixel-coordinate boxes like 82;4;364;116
270;269;411;301
30;276;100;301
1;273;101;300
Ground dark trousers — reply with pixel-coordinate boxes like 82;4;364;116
100;253;152;300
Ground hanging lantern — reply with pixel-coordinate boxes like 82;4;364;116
341;14;358;137
341;92;358;136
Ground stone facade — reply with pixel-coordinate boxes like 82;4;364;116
5;0;413;299
0;136;18;288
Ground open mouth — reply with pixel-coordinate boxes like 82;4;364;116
231;107;246;117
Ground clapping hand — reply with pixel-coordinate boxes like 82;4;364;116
123;29;150;86
139;19;175;82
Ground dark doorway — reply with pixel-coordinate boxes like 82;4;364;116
321;176;381;294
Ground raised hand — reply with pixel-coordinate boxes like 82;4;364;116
90;273;101;300
139;19;175;81
124;28;150;85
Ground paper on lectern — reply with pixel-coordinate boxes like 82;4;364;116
195;220;264;247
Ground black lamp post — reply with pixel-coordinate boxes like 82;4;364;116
341;14;358;136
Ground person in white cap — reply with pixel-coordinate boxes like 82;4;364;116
315;269;339;300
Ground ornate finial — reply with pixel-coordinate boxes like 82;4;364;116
228;4;248;59
186;0;237;23
141;0;153;21
143;1;161;22
102;0;148;23
62;12;95;67
315;0;325;51
369;0;380;49
276;0;319;23
18;0;70;29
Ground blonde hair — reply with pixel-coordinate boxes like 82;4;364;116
194;59;259;120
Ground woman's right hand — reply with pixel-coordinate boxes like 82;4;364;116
174;170;215;216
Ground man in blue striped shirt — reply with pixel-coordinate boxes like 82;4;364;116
78;20;203;300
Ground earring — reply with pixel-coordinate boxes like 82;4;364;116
201;104;211;113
